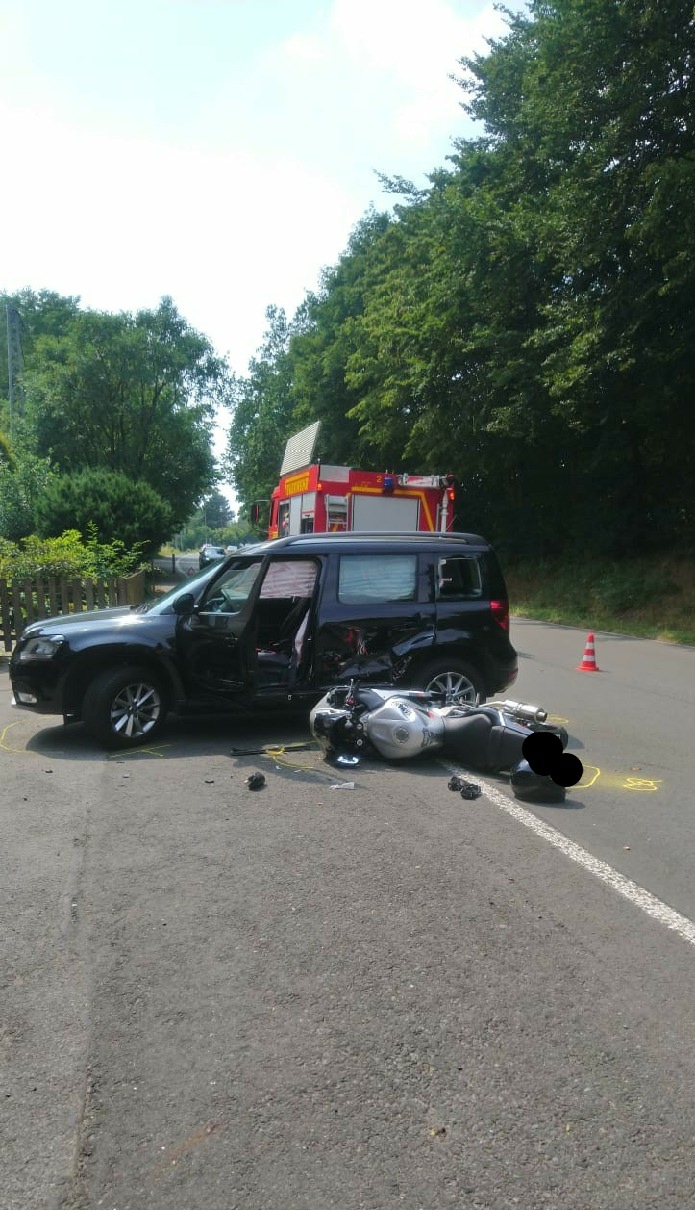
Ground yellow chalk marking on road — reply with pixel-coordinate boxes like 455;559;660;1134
622;776;662;792
107;743;172;759
265;745;336;778
578;763;601;788
0;721;30;755
576;765;663;793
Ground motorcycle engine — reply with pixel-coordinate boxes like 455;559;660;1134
310;702;365;757
364;697;445;760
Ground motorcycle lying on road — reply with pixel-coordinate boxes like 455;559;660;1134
310;681;573;803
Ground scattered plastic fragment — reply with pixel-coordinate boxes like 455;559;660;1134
330;781;355;790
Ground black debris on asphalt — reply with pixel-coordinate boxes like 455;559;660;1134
448;774;482;800
246;772;266;791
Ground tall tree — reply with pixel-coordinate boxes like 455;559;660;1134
460;0;695;552
224;305;300;513
227;0;695;556
289;208;394;467
22;297;225;528
200;490;232;529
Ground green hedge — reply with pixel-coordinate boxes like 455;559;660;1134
0;527;145;580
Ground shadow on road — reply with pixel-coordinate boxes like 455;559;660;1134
22;709;317;762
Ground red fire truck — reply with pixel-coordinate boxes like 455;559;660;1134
259;422;457;539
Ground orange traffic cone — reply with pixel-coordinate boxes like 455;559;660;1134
576;632;601;672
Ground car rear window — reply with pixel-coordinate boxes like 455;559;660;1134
338;554;417;603
436;556;484;599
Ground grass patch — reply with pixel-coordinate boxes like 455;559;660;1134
158;544;198;557
505;555;695;646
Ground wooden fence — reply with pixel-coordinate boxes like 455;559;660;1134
0;570;146;651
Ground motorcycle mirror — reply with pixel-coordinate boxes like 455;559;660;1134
334;753;361;768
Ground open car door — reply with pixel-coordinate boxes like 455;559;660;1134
177;554;321;702
177;556;267;700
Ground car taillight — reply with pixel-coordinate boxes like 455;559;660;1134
491;599;509;631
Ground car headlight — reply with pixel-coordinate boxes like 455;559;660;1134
18;635;65;660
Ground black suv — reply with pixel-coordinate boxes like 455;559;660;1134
10;532;517;749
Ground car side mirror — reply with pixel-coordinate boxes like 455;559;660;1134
172;592;196;616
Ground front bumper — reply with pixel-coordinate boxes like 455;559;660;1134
9;667;67;715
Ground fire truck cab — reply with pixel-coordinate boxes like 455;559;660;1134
263;422;457;539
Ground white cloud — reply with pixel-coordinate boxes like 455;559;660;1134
329;0;473;80
270;0;512;166
282;31;324;64
3;100;356;368
0;0;521;507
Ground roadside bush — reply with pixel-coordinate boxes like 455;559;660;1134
590;567;678;615
0;528;142;580
36;468;174;558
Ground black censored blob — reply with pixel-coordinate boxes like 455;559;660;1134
522;731;584;789
550;752;584;788
522;731;563;775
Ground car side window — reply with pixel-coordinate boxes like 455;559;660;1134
436;556;483;599
338;555;417;604
258;559;318;598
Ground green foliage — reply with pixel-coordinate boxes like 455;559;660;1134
0;430;13;469
12;294;225;528
507;556;692;642
172;505;255;552
0;440;54;542
591;568;677;615
0;528;140;580
199;490;233;530
224;0;695;560
223;306;301;510
36;468;173;559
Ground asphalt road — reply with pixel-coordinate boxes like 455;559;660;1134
3;621;695;1209
153;554;200;578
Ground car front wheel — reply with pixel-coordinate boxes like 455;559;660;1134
413;657;485;705
82;665;167;748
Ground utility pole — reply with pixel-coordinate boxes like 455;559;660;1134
5;302;24;442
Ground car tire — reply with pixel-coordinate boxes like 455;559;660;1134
411;657;486;705
83;665;167;749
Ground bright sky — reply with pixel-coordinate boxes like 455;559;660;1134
1;0;518;501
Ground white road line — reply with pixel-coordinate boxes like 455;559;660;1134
446;763;695;948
